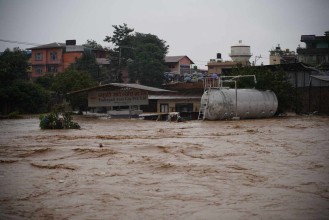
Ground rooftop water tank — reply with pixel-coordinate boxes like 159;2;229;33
201;88;278;120
229;40;252;64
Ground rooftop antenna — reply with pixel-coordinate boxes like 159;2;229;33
254;54;262;65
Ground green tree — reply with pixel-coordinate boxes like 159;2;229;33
104;23;134;47
72;52;100;81
128;33;168;87
83;39;104;50
52;68;97;112
104;24;169;86
231;66;298;114
35;73;55;90
104;23;135;82
81;40;115;84
9;81;50;113
0;48;50;114
0;48;29;82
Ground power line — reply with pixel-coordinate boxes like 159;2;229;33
0;39;41;46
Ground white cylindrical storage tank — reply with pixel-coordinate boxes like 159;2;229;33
201;88;278;120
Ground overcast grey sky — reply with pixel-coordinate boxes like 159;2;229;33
1;0;328;68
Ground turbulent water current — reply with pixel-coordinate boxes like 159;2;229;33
0;115;328;219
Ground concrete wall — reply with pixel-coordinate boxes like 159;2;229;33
298;86;329;114
156;99;201;113
63;52;83;70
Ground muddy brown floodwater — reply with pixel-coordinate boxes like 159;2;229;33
0;115;329;220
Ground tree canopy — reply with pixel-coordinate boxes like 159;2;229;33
83;39;105;50
128;33;168;86
0;48;50;114
72;52;100;81
35;73;55;90
104;23;134;48
0;48;29;82
52;68;97;112
104;24;168;87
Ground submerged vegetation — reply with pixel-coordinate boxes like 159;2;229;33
39;106;80;129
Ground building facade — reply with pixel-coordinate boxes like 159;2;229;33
28;40;106;79
207;60;237;75
269;44;297;65
297;31;329;68
165;56;194;75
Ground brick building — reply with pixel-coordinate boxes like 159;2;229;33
28;40;106;79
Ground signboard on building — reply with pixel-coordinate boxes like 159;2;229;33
88;89;149;107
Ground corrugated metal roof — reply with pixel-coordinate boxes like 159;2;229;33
27;42;66;50
311;75;329;82
109;83;174;92
68;83;174;95
149;94;201;100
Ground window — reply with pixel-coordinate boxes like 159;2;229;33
48;66;58;72
36;67;43;74
35;52;43;61
50;51;57;61
160;104;169;113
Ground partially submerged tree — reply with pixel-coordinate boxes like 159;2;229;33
39;106;80;129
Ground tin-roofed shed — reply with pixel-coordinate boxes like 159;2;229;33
68;83;175;118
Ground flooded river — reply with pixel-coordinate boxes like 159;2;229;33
0;115;328;219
